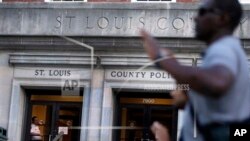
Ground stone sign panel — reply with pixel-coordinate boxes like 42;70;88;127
105;69;175;82
0;3;249;38
14;67;90;79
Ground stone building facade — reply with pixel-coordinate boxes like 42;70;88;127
0;2;250;141
0;0;199;3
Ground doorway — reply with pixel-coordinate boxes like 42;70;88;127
24;89;83;141
115;92;178;141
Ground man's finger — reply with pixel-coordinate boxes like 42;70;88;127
140;29;161;60
141;30;157;47
170;90;179;97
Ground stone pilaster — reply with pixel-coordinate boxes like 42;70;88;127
87;68;105;141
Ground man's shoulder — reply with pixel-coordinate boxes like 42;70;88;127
207;36;241;54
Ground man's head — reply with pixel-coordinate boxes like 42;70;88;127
195;0;242;42
32;116;39;125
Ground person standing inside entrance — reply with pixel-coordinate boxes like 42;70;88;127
30;116;42;141
141;0;250;141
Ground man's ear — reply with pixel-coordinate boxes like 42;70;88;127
219;12;231;27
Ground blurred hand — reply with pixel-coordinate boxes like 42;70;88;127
151;121;171;141
140;29;174;61
39;120;45;125
170;90;188;109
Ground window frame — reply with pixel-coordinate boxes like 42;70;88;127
131;0;176;3
45;0;87;2
240;0;250;3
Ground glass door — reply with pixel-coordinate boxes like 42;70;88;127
25;94;83;141
55;104;82;141
148;106;177;141
119;105;145;141
116;97;177;141
29;104;54;141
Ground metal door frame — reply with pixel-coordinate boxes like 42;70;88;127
24;97;82;141
116;103;178;141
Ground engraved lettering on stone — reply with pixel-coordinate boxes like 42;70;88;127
157;17;168;30
139;17;145;28
172;17;185;30
150;72;172;79
189;17;195;30
55;16;62;29
34;70;45;76
65;16;76;29
111;71;116;77
97;17;109;29
129;17;133;29
86;16;94;29
110;71;172;79
49;70;71;77
114;17;124;29
33;69;71;77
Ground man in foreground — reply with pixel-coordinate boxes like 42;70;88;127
141;0;250;141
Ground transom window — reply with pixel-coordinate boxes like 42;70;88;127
131;0;176;2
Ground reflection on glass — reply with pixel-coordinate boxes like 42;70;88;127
119;106;175;141
120;107;144;141
150;108;174;139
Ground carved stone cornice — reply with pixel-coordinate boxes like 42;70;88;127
9;53;194;66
